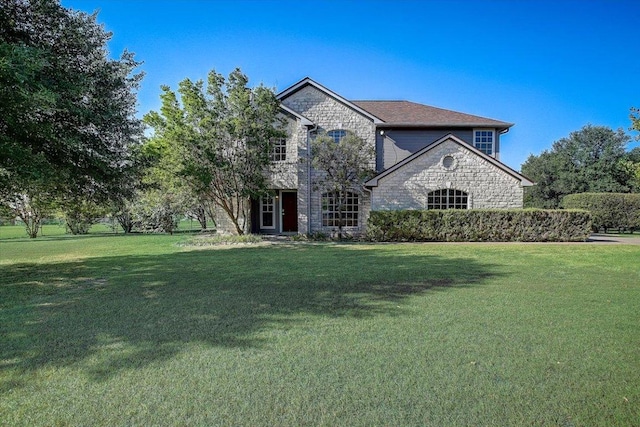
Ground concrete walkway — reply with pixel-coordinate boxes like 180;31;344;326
587;233;640;244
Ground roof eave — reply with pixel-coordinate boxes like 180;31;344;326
279;104;314;127
277;77;384;124
365;133;531;187
376;122;514;129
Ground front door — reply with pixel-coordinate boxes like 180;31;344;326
281;192;298;232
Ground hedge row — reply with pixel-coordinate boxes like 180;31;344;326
561;193;640;232
367;209;592;242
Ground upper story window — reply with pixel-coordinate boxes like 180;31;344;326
474;129;494;156
327;129;347;143
427;189;468;210
269;138;287;162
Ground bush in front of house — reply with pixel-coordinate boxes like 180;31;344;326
367;209;592;242
561;193;640;233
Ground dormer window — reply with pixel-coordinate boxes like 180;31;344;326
327;129;347;143
474;129;494;156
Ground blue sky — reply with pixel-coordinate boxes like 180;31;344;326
62;0;640;170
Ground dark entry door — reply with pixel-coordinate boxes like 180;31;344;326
281;192;298;232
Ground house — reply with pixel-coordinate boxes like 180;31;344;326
215;77;533;235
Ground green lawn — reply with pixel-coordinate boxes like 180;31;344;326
0;220;202;240
1;235;639;426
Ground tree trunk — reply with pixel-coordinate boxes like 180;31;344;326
194;206;207;230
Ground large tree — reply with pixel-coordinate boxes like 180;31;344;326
521;125;632;208
631;107;640;138
0;0;143;236
144;68;285;235
311;131;375;239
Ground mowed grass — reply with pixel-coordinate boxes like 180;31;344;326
0;220;202;240
1;235;639;426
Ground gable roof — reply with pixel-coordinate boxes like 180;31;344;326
365;134;533;187
277;77;384;124
352;100;513;129
279;104;314;126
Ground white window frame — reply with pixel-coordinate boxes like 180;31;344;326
427;189;469;210
270;138;287;162
260;195;276;229
473;129;495;156
327;129;347;143
321;191;359;227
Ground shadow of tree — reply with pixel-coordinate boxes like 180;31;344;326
0;244;502;385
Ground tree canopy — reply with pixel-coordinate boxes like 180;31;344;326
143;68;285;235
0;0;143;236
631;107;640;139
521;125;634;208
310;131;375;239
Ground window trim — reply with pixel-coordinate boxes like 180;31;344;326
269;137;287;162
260;195;276;229
473;128;495;157
321;191;360;227
327;129;347;143
426;188;469;210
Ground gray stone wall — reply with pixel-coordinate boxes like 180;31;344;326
281;85;376;235
281;85;376;146
370;139;523;210
266;115;299;189
213;199;250;235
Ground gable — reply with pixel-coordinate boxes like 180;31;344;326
279;103;313;127
277;77;383;124
366;134;533;187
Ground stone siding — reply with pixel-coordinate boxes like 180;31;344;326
371;139;523;210
281;84;376;235
266;115;299;189
213;200;250;235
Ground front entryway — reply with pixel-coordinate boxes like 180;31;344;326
281;191;298;232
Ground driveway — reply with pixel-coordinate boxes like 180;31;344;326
587;233;640;244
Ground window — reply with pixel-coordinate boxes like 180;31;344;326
322;192;359;227
474;129;494;156
427;189;468;209
260;195;275;228
441;155;456;170
270;138;286;162
327;129;347;143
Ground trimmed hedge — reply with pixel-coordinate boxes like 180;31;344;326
561;193;640;232
367;209;592;242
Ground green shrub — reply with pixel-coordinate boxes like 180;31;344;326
562;193;640;232
367;209;592;242
181;233;263;246
58;198;106;235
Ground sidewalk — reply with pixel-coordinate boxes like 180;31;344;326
587;233;640;244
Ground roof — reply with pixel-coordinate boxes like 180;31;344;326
277;77;384;124
365;134;533;187
352;100;513;129
277;78;513;130
279;104;314;127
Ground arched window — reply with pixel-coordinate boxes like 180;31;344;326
327;129;347;143
322;191;359;226
427;189;468;209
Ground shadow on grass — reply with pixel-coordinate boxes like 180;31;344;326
0;244;502;385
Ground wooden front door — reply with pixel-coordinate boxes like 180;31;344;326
281;192;298;232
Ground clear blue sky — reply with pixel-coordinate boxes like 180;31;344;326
62;0;640;170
